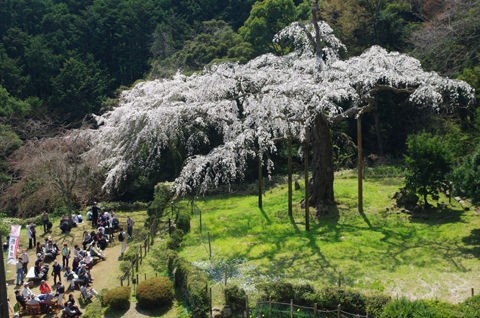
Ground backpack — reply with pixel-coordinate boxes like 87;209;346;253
118;232;125;242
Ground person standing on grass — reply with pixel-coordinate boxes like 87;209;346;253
126;216;134;239
26;224;32;249
16;257;24;286
91;202;99;228
118;230;127;259
28;223;36;249
62;243;70;269
52;260;62;285
19;249;29;275
41;211;50;234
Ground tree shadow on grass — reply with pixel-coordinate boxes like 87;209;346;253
133;303;173;317
461;228;480;258
103;304;130;318
409;207;466;225
359;210;373;229
259;207;271;224
288;215;300;233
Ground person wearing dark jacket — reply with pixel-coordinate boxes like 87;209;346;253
52;260;62;285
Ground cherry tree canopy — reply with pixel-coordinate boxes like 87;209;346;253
88;21;474;202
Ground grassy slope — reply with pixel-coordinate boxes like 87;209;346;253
178;171;480;305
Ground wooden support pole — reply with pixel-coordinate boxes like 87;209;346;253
357;116;364;214
269;296;272;318
314;303;318;318
304;140;310;232
288;135;293;217
290;299;293;318
208;231;212;259
258;155;263;209
199;208;202;233
209;287;213;318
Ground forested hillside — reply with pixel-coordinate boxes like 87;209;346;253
0;0;479;216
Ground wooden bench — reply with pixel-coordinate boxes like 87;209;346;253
25;303;41;315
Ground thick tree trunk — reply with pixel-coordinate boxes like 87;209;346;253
304;138;310;231
310;114;335;209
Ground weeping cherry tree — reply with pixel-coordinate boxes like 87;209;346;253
88;19;474;229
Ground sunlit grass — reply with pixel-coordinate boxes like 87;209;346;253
177;171;480;305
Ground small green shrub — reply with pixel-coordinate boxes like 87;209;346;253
257;281;294;302
257;281;319;307
119;261;131;273
365;293;391;318
102;286;131;310
452;143;480;204
424;300;463;317
225;285;247;313
82;299;103;318
122;244;140;262
461;295;480;318
175;209;191;233
293;284;318;306
381;298;441;318
148;182;174;219
166;250;178;275
136;277;174;309
318;287;366;315
166;229;185;250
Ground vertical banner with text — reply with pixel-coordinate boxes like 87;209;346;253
7;225;21;265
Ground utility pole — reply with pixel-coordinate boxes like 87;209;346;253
0;234;10;318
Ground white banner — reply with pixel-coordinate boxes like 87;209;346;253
7;224;21;265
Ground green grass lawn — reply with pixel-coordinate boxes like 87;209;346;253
177;171;480;306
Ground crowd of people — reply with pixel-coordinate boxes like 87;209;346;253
10;204;133;318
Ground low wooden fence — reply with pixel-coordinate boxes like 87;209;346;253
253;300;369;318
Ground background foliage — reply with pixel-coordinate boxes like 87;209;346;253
0;0;479;213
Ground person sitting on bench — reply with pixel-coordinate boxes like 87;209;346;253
80;285;98;302
15;290;26;311
89;242;105;260
59;216;72;234
39;280;52;294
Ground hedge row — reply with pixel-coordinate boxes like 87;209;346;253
255;281;480;318
167;250;209;318
158;191;208;317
